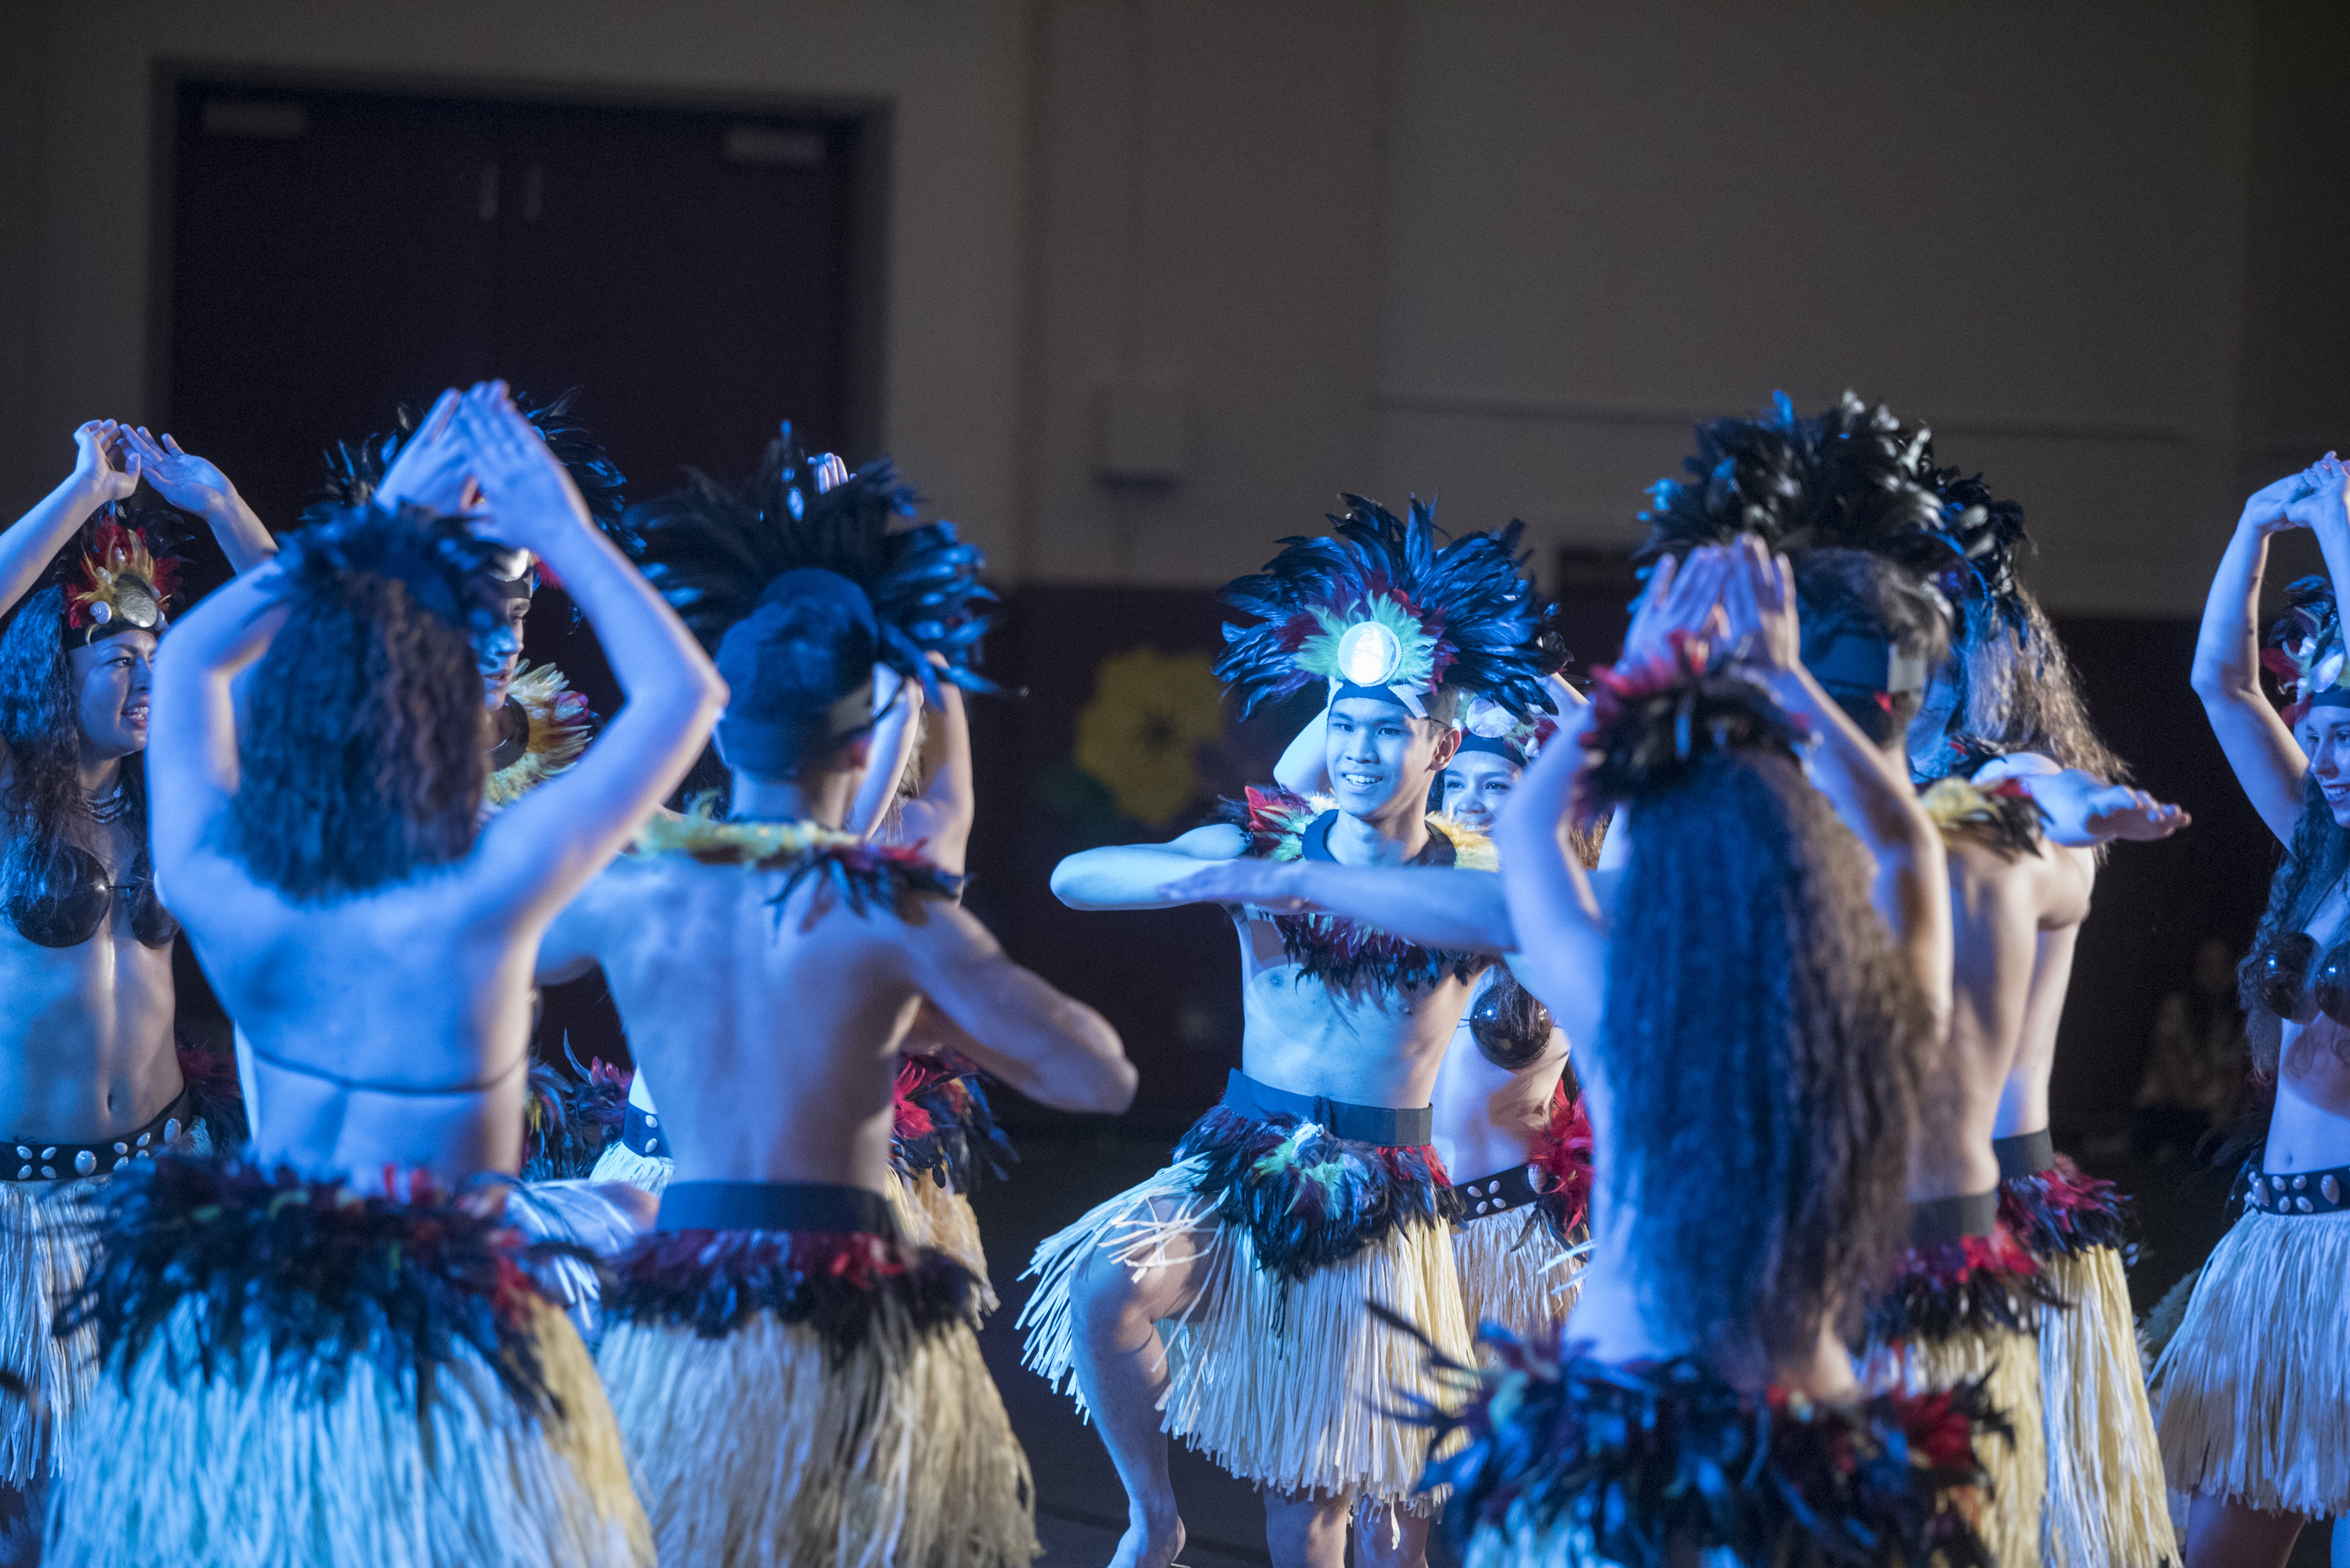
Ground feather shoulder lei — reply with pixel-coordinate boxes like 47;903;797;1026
894;1050;1017;1194
485;663;597;809
1213;785;1494;990
1917;776;2043;858
1864;1225;2062;1347
604;1227;982;1357
1396;1317;2000;1568
60;1153;556;1415
633;806;963;917
1996;1153;2130;1262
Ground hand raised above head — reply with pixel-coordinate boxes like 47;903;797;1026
1621;546;1731;669
121;427;233;515
1721;534;1800;676
2242;459;2334;538
372;389;479;518
1155;857;1302;912
449;382;591;555
2284;452;2348;537
812;451;850;494
71;420;140;505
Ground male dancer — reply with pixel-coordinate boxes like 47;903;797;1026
538;436;1131;1566
1021;496;1554;1568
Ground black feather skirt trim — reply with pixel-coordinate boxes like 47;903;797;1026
1407;1320;2003;1568
603;1229;982;1359
1863;1226;2064;1346
1173;1104;1460;1284
892;1052;1017;1195
1996;1154;2131;1262
60;1153;558;1417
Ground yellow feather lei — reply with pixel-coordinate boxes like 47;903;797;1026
484;664;596;809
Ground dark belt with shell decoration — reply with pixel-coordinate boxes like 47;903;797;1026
2241;1161;2348;1215
5;1087;193;1182
621;1101;669;1161
1448;1161;1543;1220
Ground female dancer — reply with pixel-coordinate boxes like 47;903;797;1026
1433;542;1994;1563
45;384;723;1566
2163;452;2350;1566
0;420;271;1496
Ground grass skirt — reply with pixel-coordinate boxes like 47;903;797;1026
0;1179;100;1483
45;1289;648;1566
1452;1209;1581;1348
589;1138;673;1197
1020;1155;1471;1508
1861;1321;2041;1568
2039;1244;2174;1566
503;1178;651;1342
2152;1208;2350;1516
903;1172;996;1313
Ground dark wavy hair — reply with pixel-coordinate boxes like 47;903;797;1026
0;585;152;927
227;506;502;900
2236;777;2350;1079
1599;744;1928;1374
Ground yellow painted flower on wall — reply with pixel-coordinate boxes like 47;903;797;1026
1073;646;1228;827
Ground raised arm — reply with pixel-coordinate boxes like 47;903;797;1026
887;671;976;875
1153;858;1513;954
118;427;277;573
144;567;292;896
848;666;923;840
901;900;1136;1113
459;386;727;920
2189;467;2319;844
1724;539;1950;1022
1490;712;1606;1051
1048;821;1249;911
0;422;140;616
1274;705;1330;795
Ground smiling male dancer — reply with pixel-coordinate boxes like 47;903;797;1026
539;432;1133;1566
1021;495;1554;1568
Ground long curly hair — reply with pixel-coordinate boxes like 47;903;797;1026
0;585;151;927
228;506;503;900
2236;777;2350;1081
1587;661;1927;1371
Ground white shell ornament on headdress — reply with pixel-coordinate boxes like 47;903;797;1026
1336;621;1405;689
1462;693;1516;738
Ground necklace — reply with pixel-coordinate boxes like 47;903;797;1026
85;781;130;826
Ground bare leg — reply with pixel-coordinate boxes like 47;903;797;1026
1264;1488;1351;1568
2185;1494;2308;1568
1352;1498;1430;1568
1068;1202;1214;1568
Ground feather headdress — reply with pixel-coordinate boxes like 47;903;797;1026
1634;392;1953;582
62;509;187;644
627;424;995;697
2266;574;2348;727
273;503;510;636
1924;467;2033;643
1573;635;1808;822
1216;494;1554;722
308;388;629;544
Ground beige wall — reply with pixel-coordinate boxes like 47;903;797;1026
2;0;2334;614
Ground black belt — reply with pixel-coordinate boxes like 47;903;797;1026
1449;1162;1539;1219
1221;1070;1432;1147
1908;1190;1998;1248
655;1180;899;1237
2243;1163;2349;1216
5;1088;193;1182
1993;1128;2056;1180
622;1102;668;1159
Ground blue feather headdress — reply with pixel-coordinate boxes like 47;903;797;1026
626;424;994;700
1215;494;1554;723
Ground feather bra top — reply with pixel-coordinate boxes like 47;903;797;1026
1212;785;1495;991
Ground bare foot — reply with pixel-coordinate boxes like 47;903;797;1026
1108;1508;1184;1568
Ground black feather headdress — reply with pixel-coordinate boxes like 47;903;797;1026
1634;392;1955;584
1216;494;1553;722
628;425;995;697
273;503;510;636
307;388;630;547
1924;467;2032;642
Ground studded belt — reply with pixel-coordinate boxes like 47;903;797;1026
5;1088;194;1182
622;1102;669;1161
1449;1161;1542;1220
2242;1161;2349;1215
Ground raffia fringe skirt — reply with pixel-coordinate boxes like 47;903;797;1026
2152;1208;2350;1517
43;1292;650;1567
590;1139;674;1197
1452;1211;1581;1349
599;1306;1035;1568
2039;1244;2175;1566
0;1179;100;1483
904;1173;996;1312
1019;1155;1471;1509
1862;1323;2043;1568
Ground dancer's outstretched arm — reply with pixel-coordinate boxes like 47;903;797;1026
1722;538;1950;1025
1050;823;1249;910
118;426;277;572
2190;463;2330;844
1970;753;2191;846
901;900;1137;1113
1152;857;1511;954
0;421;140;616
458;385;727;922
